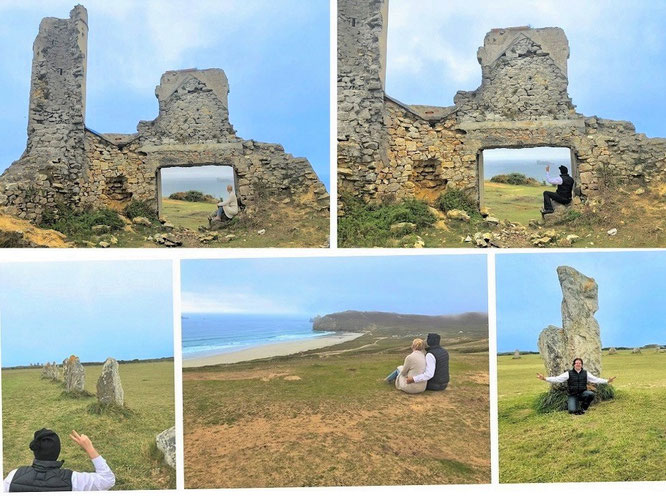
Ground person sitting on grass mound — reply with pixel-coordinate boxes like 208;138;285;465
385;338;427;394
208;184;239;224
3;428;116;491
541;164;574;215
385;333;450;393
537;357;616;415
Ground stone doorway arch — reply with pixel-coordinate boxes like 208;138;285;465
476;144;578;207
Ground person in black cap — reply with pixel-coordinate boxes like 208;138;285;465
537;357;617;414
405;333;450;391
3;429;115;491
542;164;575;214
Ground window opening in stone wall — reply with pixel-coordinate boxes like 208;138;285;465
481;147;572;225
158;165;236;229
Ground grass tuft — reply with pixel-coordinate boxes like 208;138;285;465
87;401;135;418
123;200;157;221
60;390;95;400
534;388;568;413
437;188;478;216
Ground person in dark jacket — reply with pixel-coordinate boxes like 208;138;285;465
542;164;575;214
405;333;450;391
537;357;616;414
3;429;115;491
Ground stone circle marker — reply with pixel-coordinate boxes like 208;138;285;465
512;349;521;359
96;357;124;406
608;347;617;355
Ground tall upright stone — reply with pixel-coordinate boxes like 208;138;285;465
512;349;521;359
538;266;602;377
96;358;124;406
64;355;85;393
608;347;617;355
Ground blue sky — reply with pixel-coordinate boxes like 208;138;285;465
0;261;174;367
387;0;666;139
0;0;330;188
496;252;666;352
181;256;488;316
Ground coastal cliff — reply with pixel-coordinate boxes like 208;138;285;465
312;310;487;338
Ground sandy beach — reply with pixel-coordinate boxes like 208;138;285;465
183;332;364;367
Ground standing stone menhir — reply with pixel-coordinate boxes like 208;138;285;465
512;349;521;359
96;357;124;406
536;266;613;410
64;355;85;393
538;266;602;377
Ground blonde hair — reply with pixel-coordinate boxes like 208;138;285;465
411;338;425;351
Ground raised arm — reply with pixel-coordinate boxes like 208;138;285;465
537;371;568;383
587;372;616;385
69;431;116;491
545;166;562;185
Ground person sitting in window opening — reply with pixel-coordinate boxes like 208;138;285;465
209;184;239;223
4;429;115;491
542;164;574;214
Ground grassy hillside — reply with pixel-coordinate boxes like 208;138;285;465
498;351;666;483
312;311;488;339
183;336;490;488
2;361;176;490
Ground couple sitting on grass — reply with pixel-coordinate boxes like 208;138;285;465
4;428;115;492
208;184;239;223
385;333;449;394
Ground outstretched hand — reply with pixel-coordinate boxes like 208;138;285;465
608;376;617;383
70;430;99;459
536;372;546;381
545;165;550;172
406;377;414;384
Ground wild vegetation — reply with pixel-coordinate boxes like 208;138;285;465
183;333;490;488
498;351;666;482
2;361;176;490
339;182;666;248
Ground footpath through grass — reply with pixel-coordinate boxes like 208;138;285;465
498;352;666;483
183;337;490;488
2;361;176;490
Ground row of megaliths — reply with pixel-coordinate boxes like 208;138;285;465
42;356;124;406
537;266;603;389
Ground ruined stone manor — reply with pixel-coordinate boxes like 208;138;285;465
0;5;329;222
338;0;666;206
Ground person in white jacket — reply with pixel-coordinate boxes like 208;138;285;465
537;357;616;414
3;429;115;491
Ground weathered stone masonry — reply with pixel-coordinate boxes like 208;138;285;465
0;6;328;222
338;0;666;206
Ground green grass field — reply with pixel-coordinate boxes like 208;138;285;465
2;361;176;490
498;351;666;483
183;335;490;488
162;198;215;231
483;181;544;225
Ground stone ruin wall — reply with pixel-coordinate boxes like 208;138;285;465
338;0;666;206
337;0;389;202
0;6;328;223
